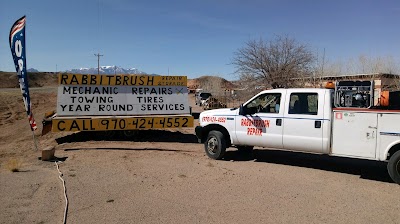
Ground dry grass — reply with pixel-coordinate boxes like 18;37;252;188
206;161;214;167
5;158;23;172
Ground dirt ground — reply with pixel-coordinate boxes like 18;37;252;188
1;87;400;224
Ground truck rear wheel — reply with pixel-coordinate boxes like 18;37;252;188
205;131;226;160
388;150;400;184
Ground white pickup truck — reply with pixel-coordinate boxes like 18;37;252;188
195;81;400;184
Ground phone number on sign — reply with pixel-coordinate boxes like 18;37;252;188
53;116;194;132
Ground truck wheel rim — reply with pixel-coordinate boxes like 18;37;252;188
207;137;218;154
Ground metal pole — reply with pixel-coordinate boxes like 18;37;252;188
94;53;103;75
31;131;38;151
322;48;325;75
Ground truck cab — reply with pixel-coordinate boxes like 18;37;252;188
196;88;332;155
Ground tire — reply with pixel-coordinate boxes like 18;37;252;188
388;150;400;184
204;131;226;160
237;145;254;153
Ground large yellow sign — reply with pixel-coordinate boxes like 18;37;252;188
52;115;194;132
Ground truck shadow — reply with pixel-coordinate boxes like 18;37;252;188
64;147;192;153
55;130;198;144
224;149;393;184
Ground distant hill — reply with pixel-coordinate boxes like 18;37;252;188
0;65;146;88
0;71;58;88
188;76;238;91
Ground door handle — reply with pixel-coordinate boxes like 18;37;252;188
276;119;282;126
315;120;321;128
366;131;375;139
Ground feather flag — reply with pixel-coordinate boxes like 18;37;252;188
9;16;37;131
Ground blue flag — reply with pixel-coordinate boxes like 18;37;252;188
9;16;37;131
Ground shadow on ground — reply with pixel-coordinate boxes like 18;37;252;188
37;156;68;162
56;129;198;144
223;149;393;184
64;147;192;153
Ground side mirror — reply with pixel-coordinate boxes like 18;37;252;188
239;104;245;115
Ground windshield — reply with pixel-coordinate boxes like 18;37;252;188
200;93;212;99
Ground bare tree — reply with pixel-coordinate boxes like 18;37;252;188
198;76;224;96
232;35;315;88
319;54;400;91
329;55;400;75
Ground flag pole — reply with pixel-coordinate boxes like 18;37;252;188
31;130;39;151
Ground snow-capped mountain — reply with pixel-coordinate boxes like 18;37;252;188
27;68;39;72
65;66;145;75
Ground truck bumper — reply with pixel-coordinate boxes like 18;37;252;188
195;126;204;143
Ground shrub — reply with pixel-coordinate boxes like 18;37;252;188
6;158;22;172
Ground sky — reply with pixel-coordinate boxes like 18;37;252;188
1;0;400;80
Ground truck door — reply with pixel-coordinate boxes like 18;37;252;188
282;90;326;153
235;91;284;148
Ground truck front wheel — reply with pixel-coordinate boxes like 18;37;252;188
388;150;400;184
205;131;226;160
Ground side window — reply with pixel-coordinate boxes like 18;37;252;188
288;93;318;115
245;93;281;113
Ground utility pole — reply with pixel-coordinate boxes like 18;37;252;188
321;48;325;77
94;53;103;75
